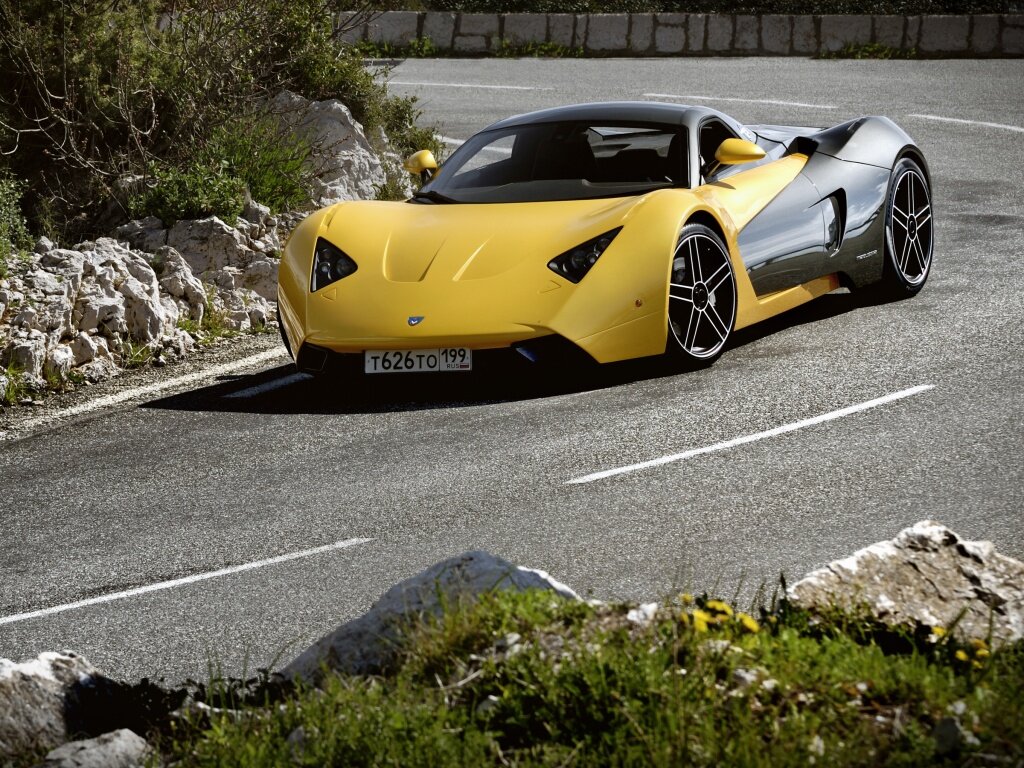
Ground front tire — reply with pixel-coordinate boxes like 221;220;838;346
869;157;934;301
665;223;737;368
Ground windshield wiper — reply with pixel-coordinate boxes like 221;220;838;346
411;190;459;204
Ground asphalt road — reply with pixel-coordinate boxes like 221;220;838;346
2;58;1022;685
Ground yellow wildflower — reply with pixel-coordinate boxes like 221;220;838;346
706;600;734;617
931;626;946;638
972;660;983;669
974;648;990;659
970;638;988;651
955;649;969;662
693;609;711;633
679;611;691;626
738;613;760;634
680;593;695;605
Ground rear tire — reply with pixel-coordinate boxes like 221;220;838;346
665;223;736;369
867;157;933;301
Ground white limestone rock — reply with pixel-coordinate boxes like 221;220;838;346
155;247;206;324
11;305;37;330
75;295;127;338
44;345;75;381
0;652;101;760
166;216;254;274
788;521;1024;648
272;89;387;205
80;356;119;383
4;335;46;377
33;236;56;255
41;728;150;768
25;268;66;297
70;332;102;366
242;258;278;301
242;200;271;233
118;275;164;343
282;550;581;684
114;216;167;254
202;267;241;292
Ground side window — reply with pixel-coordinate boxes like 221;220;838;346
450;135;516;180
586;126;684;184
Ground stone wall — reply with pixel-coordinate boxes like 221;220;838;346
341;12;1024;57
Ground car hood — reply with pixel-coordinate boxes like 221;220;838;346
321;195;654;283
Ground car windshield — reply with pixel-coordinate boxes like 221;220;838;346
417;121;686;204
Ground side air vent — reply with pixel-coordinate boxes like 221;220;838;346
788;136;819;157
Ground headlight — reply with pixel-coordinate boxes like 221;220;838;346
547;227;622;283
311;237;358;292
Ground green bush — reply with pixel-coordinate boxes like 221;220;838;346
0;1;436;238
130;164;246;227
201;119;314;215
0;169;31;262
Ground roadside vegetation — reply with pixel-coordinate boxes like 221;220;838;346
155;589;1022;767
820;42;920;59
358;37;584;58
0;0;440;247
407;0;1011;12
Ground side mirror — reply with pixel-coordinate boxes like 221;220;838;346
714;138;767;165
403;149;438;183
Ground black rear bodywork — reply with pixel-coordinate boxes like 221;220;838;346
740;116;930;295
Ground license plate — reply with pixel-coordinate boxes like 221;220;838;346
364;348;472;374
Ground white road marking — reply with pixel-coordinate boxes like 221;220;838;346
3;348;288;439
907;113;1024;134
390;80;554;91
567;384;935;485
644;92;837;110
0;538;372;627
223;372;311;399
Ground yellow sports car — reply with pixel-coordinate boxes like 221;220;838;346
277;101;932;375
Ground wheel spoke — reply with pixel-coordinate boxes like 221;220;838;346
899;234;912;273
917;212;931;228
912;237;927;273
705;302;727;341
916;202;930;219
705;261;730;292
908;174;915;213
689;237;703;283
670;283;693;303
684;305;700;351
891;204;909;223
892;216;908;232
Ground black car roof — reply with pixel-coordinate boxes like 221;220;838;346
487;101;693;130
485;101;750;137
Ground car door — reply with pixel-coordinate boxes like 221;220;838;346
736;171;832;296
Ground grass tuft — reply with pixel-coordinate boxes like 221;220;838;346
820;42;919;59
154;588;1024;767
1;362;28;405
121;340;154;370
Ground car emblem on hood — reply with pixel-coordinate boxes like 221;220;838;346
408;316;425;326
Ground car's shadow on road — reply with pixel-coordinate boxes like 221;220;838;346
142;291;872;416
